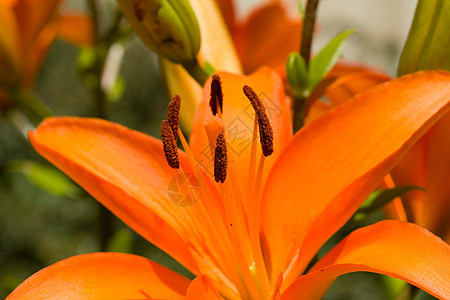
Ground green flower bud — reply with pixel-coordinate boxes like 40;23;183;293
398;0;450;76
117;0;201;64
286;52;308;98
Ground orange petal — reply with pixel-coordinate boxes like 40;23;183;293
325;70;392;105
29;117;201;273
29;117;243;297
234;1;301;74
56;13;94;46
260;71;450;287
185;275;223;300
21;21;58;88
392;112;450;240
282;220;450;300
0;1;22;85
214;0;236;34
7;252;190;299
190;0;241;72
304;100;331;125
190;67;292;186
306;62;391;122
13;0;62;50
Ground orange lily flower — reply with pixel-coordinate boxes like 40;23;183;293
8;69;450;299
0;0;93;110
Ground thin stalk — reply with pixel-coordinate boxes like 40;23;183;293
87;0;116;251
300;0;320;67
182;59;209;86
294;0;320;132
10;88;52;126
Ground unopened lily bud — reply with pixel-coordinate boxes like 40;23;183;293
397;0;450;75
286;52;308;98
117;0;201;64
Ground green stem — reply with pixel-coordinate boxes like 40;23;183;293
10;89;52;126
293;0;320;132
182;60;209;86
293;95;306;132
87;0;115;251
300;0;320;68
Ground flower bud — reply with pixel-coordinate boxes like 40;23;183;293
397;0;450;76
117;0;201;64
286;52;308;98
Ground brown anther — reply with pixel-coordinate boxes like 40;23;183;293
256;107;274;156
161;120;179;169
167;94;181;141
214;132;227;183
243;85;264;112
243;85;274;157
210;74;224;116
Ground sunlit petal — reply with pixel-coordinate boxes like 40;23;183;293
7;252;190;300
233;1;301;74
29;117;202;273
185;275;223;300
261;71;450;286
282;221;450;300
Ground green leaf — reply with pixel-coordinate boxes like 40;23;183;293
358;186;425;214
286;52;308;98
309;29;355;92
398;0;450;76
381;275;407;299
106;228;134;253
8;160;81;197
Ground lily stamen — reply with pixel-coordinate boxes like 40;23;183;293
210;74;224;117
160;120;179;169
243;85;274;157
167;94;181;141
214;132;227;183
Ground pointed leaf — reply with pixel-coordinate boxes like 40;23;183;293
309;29;355;92
358;186;425;214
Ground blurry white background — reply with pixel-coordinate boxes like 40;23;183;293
236;0;418;75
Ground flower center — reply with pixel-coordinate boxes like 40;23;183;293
160;75;276;299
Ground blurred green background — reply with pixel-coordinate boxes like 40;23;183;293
0;0;437;299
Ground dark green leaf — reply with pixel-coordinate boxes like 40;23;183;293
358;186;425;214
